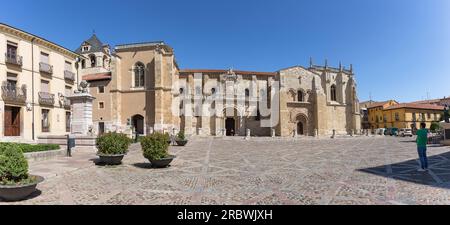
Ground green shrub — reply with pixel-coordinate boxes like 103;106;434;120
0;143;29;185
96;132;131;155
0;143;60;153
430;122;440;133
141;132;170;160
176;131;186;141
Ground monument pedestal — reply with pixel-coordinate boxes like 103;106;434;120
67;92;97;150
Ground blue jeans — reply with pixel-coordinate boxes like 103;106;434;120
417;146;428;169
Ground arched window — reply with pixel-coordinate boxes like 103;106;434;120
211;88;216;95
245;89;250;97
81;59;86;69
330;85;337;101
103;55;108;69
297;90;304;102
89;54;96;67
134;62;145;87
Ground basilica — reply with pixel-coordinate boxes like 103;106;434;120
77;34;361;137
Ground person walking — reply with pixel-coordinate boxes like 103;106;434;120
416;123;429;172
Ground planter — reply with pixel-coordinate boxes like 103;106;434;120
149;155;176;168
97;154;125;165
176;139;188;146
0;175;44;202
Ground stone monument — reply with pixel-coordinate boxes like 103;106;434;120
67;81;97;150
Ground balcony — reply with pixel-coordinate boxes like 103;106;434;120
5;53;23;67
1;83;27;104
38;92;55;106
64;70;75;82
39;62;53;75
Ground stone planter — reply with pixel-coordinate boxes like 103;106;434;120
149;155;176;168
0;175;44;202
176;139;188;146
97;154;125;165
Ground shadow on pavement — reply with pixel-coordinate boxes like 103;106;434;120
358;151;450;188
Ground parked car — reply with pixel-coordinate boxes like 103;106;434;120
376;128;386;135
384;128;399;136
398;128;413;137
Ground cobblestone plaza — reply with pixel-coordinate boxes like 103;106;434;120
3;136;450;205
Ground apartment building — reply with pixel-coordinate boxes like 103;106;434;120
0;23;82;142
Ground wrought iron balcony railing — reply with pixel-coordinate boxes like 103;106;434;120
5;53;23;66
64;70;75;81
39;62;53;75
38;92;55;106
1;83;27;103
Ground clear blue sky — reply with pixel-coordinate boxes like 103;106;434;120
2;0;450;103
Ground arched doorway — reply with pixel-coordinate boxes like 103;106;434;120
226;118;235;136
223;107;240;136
297;122;304;135
295;114;308;136
131;115;144;135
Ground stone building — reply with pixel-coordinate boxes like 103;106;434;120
0;23;81;142
79;36;361;137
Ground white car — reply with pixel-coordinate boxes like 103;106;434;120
398;128;413;137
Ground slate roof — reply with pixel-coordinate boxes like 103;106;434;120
75;34;108;54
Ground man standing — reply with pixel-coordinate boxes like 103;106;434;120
416;123;429;172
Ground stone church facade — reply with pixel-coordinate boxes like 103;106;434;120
77;35;361;137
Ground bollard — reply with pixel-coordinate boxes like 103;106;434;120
331;129;336;139
271;129;276;138
66;135;75;157
246;129;251;138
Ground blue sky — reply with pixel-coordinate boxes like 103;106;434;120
1;0;450;102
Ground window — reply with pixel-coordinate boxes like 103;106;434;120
427;113;431;119
98;86;105;93
66;112;71;132
412;113;417;121
41;109;50;132
81;59;86;69
40;52;49;64
89;54;96;67
245;89;250;97
395;112;400;121
98;122;105;135
65;86;72;97
134;62;145;87
6;73;17;89
298;90;304;102
82;46;90;52
211;88;216;95
41;80;50;93
179;88;184;94
330;85;337;101
99;102;104;109
64;61;72;71
6;42;18;59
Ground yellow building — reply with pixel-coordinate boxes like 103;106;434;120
367;100;398;129
368;101;443;130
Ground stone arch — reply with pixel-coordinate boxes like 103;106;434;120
89;54;96;67
287;89;296;102
131;114;145;135
295;113;308;136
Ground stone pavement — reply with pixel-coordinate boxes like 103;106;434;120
2;136;450;205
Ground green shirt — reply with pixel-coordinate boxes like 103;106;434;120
416;129;428;147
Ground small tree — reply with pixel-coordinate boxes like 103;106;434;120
0;143;30;185
96;132;132;155
141;132;170;160
430;122;440;133
176;131;186;141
